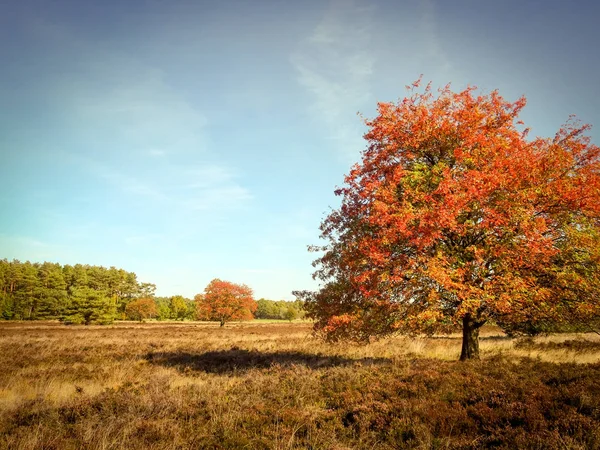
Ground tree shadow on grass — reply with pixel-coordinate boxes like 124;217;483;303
480;335;512;342
426;336;460;341
424;335;510;342
513;339;600;352
145;347;389;374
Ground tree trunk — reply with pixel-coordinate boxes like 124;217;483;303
460;314;484;361
220;319;225;327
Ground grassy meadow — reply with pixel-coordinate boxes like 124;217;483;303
1;321;599;449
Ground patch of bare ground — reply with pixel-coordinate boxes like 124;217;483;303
0;321;599;449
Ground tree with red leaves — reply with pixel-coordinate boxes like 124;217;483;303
295;80;600;360
195;279;257;327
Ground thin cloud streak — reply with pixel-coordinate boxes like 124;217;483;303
78;158;252;212
64;64;209;159
41;26;254;216
291;0;375;161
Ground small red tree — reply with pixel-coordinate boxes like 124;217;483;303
296;80;600;360
125;298;158;322
195;279;257;327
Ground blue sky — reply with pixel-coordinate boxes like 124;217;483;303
1;0;599;299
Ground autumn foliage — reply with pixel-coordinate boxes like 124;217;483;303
125;298;158;322
298;80;600;359
195;279;257;326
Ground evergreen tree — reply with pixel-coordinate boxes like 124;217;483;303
64;286;116;325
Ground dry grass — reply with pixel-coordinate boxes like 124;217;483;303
0;321;599;449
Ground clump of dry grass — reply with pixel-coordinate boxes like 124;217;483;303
1;321;599;449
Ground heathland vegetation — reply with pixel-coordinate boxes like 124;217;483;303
1;321;599;449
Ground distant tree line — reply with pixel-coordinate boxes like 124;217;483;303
154;295;196;321
255;298;305;321
0;260;304;324
0;259;156;324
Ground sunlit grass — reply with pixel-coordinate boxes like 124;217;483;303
1;321;599;449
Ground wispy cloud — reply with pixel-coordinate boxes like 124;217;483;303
39;26;254;215
184;165;241;189
64;62;209;159
181;180;252;212
180;165;252;210
87;161;169;202
76;157;252;212
149;149;166;157
290;0;375;160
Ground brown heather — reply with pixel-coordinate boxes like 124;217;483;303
1;321;599;449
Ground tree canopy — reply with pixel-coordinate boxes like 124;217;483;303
0;260;152;324
0;260;300;324
195;279;257;327
255;298;304;320
296;80;600;360
125;297;159;322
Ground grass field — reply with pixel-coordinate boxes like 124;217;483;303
1;321;599;449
